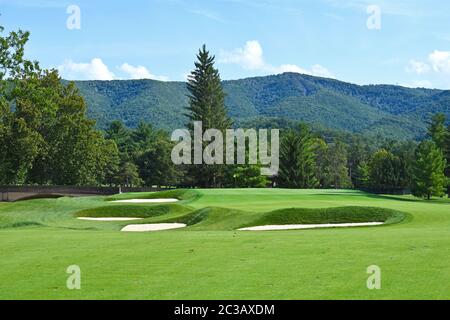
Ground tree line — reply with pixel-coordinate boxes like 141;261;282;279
277;114;449;199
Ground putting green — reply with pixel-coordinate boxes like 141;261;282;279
0;189;449;300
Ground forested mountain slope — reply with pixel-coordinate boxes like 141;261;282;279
73;72;450;140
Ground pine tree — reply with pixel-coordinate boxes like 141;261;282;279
325;140;351;189
314;138;328;188
427;113;449;197
445;125;450;197
428;113;447;150
278;123;318;188
278;130;301;188
354;161;370;188
185;45;232;187
412;141;447;200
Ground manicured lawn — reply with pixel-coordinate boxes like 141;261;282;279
0;189;449;300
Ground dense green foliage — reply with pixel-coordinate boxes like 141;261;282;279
74;73;450;140
104;121;181;187
368;149;409;191
278;124;318;188
428;114;450;196
412;141;447;199
0;26;118;186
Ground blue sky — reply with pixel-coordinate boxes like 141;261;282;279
1;0;450;88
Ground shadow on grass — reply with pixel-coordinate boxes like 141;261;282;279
365;193;449;204
313;191;449;204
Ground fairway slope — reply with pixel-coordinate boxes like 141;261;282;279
1;189;449;299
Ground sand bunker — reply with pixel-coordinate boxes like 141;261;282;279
238;222;383;231
121;223;187;232
77;217;144;221
112;199;179;203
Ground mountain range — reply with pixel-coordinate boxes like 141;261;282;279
73;72;450;140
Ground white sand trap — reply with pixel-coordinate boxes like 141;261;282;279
238;222;383;231
112;199;179;203
77;217;144;221
121;223;187;232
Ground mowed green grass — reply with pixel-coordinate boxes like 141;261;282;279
0;189;449;300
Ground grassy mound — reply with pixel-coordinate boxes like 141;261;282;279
157;206;408;231
240;206;408;229
75;203;191;219
0;221;43;229
106;189;199;202
162;207;255;230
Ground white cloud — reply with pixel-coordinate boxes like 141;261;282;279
406;59;431;75
58;58;115;81
219;40;334;78
219;40;265;70
429;50;450;73
58;59;169;81
310;64;334;78
406;50;450;77
118;63;169;81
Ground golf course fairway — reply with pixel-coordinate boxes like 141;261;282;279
0;189;449;300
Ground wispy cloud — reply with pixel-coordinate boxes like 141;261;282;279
223;0;303;15
0;0;68;8
406;50;450;75
189;9;227;23
322;0;433;18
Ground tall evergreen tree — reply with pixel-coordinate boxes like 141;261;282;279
313;138;328;188
277;130;300;188
278;124;318;188
428;113;447;150
186;45;232;187
354;161;370;188
412;141;447;200
347;136;370;186
427;114;449;197
446;125;450;196
325;140;351;189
